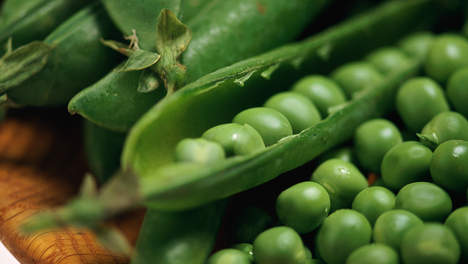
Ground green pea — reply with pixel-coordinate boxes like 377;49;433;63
174;138;225;163
253;226;306;264
419;111;468;148
354;119;402;173
233;107;292;146
373;210;423;252
425;34;468;83
401;223;460;264
202;123;265;156
232;206;274;243
366;47;412;75
331;62;383;98
447;68;468;117
233;243;254;261
346;244;399;264
352;187;395;225
396;77;450;132
316;209;372;264
381;141;432;190
445;207;468;262
318;147;356;164
395;182;452;222
264;92;321;133
311;159;368;211
292;75;346;117
276;181;330;234
207;249;252;264
430;140;468;192
398;31;435;60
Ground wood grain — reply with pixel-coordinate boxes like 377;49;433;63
0;110;144;264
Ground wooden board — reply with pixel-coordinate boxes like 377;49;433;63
0;109;144;264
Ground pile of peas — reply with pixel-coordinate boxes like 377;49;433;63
175;32;468;264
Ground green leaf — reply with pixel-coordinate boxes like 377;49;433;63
138;70;160;93
119;49;160;72
100;39;135;56
154;8;192;94
0;41;54;93
4;38;12;55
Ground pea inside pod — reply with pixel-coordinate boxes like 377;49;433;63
332;62;384;98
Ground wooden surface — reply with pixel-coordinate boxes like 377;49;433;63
0;109;144;264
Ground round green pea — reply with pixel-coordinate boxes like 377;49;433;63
233;107;292;146
253;226;306;264
381;141;432;190
233;243;254;261
207;249;252;264
233;206;274;243
373;209;423;252
366;47;412;75
425;34;468;83
395;182;452;222
331;62;383;98
318;147;355;164
352;186;396;225
316;209;372;264
445;207;468;262
174;138;225;163
430;140;468;192
202;123;265;156
398;31;435;60
396;77;450;132
276;181;331;234
264;92;321;133
401;223;460;264
419;111;468;148
354;119;402;173
292;75;347;117
447;67;468;117
311;159;368;211
346;244;399;264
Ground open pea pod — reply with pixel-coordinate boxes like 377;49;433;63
0;3;120;106
122;0;442;211
0;0;92;50
69;0;331;132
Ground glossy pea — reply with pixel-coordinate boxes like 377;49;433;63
232;206;274;243
207;249;252;264
276;181;330;234
233;107;292;146
381;141;432;190
396;77;449;132
346;244;399;264
373;210;423;252
430;140;468;192
447;68;468;117
253;226;306;264
174;138;225;163
445;207;468;262
419;111;468;148
401;224;460;264
292;75;346;117
331;62;383;98
202;123;265;156
316;209;372;264
398;31;434;60
366;47;412;75
264;92;321;133
233;243;254;261
425;34;468;83
311;159;368;211
354;119;402;173
352;186;395;225
395;182;452;221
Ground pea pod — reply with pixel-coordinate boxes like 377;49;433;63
121;0;441;211
69;0;332;132
0;3;120;106
0;0;92;50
